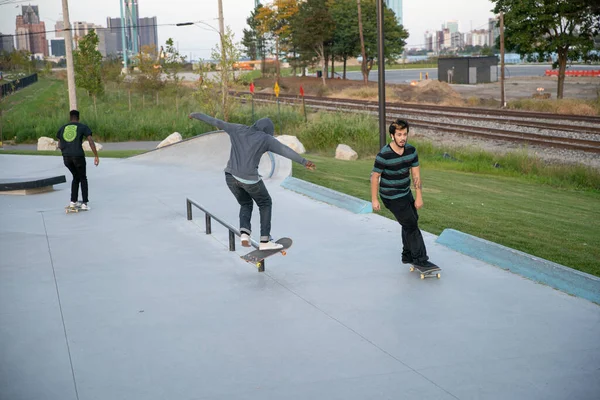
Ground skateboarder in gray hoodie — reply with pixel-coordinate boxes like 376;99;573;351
189;112;316;250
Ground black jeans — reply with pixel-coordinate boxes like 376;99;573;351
63;156;88;203
225;172;273;242
382;194;429;264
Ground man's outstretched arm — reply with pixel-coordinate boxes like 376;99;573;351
188;112;239;134
267;138;315;170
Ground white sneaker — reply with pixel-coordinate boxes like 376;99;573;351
259;241;283;251
240;233;251;247
80;203;90;210
69;201;77;208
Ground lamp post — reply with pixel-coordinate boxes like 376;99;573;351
376;0;386;148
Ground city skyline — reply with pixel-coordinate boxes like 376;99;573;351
0;0;497;59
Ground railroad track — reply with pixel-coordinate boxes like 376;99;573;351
232;91;600;154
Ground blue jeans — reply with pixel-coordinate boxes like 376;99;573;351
225;173;272;242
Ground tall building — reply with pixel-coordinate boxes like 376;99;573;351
72;21;103;48
488;17;500;48
15;5;48;57
108;2;159;66
0;33;15;53
107;17;124;54
139;16;158;51
51;38;66;57
424;31;434;52
446;20;459;34
471;29;489;47
384;0;403;26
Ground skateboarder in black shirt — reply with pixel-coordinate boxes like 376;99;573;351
57;110;99;210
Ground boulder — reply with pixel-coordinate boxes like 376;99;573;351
157;132;183;149
335;144;358;161
37;136;58;151
276;135;306;154
83;140;103;151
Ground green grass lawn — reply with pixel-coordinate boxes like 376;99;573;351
292;155;600;277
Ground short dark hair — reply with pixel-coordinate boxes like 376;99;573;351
389;119;409;135
70;110;80;120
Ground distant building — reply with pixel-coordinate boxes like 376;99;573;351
139;16;158;52
51;38;65;57
15;5;48;57
0;33;15;53
471;29;489;47
97;30;119;58
385;0;403;26
488;17;500;48
424;31;434;52
107;17;124;54
446;20;459;34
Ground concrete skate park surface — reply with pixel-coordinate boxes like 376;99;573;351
1;132;599;400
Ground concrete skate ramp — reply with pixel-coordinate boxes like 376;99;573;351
1;153;599;400
130;131;292;181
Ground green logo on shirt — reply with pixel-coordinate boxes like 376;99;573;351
63;125;77;142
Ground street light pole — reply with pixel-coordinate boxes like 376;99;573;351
217;0;226;116
61;0;77;110
376;0;386;149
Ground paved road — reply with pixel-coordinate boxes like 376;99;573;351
344;64;600;83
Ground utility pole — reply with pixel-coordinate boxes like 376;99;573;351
61;0;77;110
217;0;226;115
376;0;386;148
500;12;506;108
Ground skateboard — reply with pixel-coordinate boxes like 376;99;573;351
410;262;441;279
65;204;88;214
240;238;292;268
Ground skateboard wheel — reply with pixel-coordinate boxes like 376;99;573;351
281;251;286;256
420;274;425;280
437;273;441;279
409;266;414;272
256;263;261;268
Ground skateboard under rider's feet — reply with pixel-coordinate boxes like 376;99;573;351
65;204;88;214
409;262;441;280
240;238;292;268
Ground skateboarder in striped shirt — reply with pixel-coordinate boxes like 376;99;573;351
370;119;435;269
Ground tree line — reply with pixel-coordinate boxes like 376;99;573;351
241;0;408;85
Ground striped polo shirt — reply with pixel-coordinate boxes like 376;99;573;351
372;143;419;200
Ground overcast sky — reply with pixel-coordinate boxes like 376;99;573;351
0;0;497;59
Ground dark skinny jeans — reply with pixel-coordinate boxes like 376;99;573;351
63;156;88;203
225;172;273;242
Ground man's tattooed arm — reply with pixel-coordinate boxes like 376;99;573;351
414;176;422;190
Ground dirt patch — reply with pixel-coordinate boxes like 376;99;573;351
252;76;463;105
250;75;599;106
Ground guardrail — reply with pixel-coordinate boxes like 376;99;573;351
186;197;267;272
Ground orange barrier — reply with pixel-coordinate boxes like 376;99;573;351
545;69;600;77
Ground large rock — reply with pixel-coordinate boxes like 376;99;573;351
37;137;58;151
335;144;358;161
83;140;103;151
157;132;183;149
276;135;305;154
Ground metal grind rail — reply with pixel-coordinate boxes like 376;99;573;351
186;198;267;272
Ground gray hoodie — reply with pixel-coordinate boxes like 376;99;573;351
189;113;307;181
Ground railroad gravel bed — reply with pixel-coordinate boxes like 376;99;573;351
413;128;600;171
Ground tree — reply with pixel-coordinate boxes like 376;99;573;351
163;38;187;111
74;30;104;116
242;6;264;62
255;0;299;82
358;0;408;82
291;0;335;85
211;26;242;122
327;0;359;79
134;45;165;107
493;0;600;99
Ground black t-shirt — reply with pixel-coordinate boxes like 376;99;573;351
56;122;92;157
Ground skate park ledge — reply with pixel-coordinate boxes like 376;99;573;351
281;176;372;214
0;175;66;195
436;229;600;305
